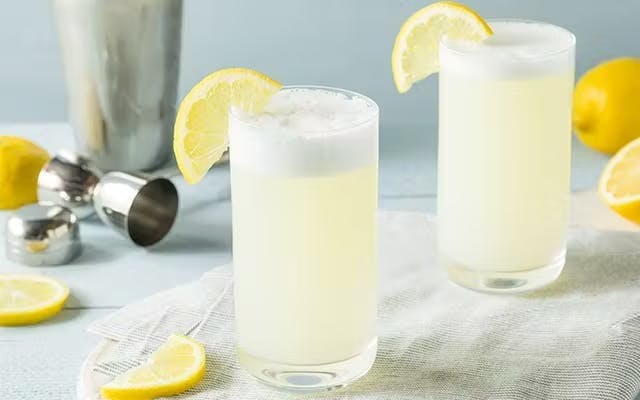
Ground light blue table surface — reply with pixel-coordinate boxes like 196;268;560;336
0;0;639;397
1;123;637;399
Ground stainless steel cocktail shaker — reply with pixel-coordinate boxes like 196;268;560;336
53;0;183;172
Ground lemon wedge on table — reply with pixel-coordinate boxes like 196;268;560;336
392;1;492;93
0;274;69;326
101;334;206;400
599;137;640;224
173;67;282;184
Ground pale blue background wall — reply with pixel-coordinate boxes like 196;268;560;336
1;0;638;125
0;0;635;193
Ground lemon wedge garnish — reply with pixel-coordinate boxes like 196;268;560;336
599;137;640;224
101;334;206;400
0;274;69;326
173;68;282;184
392;1;492;93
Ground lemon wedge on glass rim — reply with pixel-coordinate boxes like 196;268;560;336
101;334;206;400
0;274;69;326
392;1;493;93
173;68;282;184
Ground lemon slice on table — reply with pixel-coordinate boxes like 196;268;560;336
173;67;282;184
0;274;69;326
392;1;492;93
599;137;640;224
101;334;206;400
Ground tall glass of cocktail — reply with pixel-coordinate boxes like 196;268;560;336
229;86;379;390
438;20;575;292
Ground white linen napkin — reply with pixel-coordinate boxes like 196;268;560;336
87;211;640;399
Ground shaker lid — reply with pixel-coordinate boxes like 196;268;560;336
5;203;82;266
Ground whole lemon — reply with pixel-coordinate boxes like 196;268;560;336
0;136;50;210
573;57;640;155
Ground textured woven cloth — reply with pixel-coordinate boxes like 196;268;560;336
87;211;640;399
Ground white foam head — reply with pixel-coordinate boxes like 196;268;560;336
229;86;379;176
440;20;575;79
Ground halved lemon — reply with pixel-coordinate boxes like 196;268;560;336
599;137;640;223
392;1;492;93
173;68;282;184
0;274;69;326
101;334;206;400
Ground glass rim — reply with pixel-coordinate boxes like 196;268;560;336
440;18;576;60
228;85;380;135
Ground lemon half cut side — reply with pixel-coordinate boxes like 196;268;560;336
599;137;640;224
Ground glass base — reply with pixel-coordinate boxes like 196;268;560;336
237;339;377;392
445;252;565;294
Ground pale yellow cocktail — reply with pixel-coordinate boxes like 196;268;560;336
438;20;576;292
229;86;379;391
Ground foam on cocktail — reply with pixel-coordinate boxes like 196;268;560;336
441;21;575;79
240;87;377;133
229;87;378;176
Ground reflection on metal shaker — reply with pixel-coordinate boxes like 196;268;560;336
53;0;183;172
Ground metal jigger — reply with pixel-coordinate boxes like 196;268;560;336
37;151;102;219
36;150;179;249
92;171;179;247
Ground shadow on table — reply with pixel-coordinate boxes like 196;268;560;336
151;220;232;254
32;295;86;327
74;243;122;265
151;234;228;254
179;190;231;217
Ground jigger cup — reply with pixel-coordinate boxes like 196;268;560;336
93;171;179;247
38;150;103;219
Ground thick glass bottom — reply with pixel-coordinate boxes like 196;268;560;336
237;339;377;392
445;251;566;294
